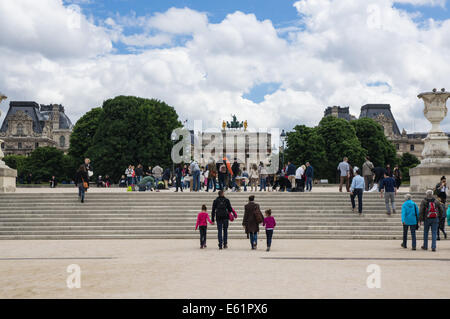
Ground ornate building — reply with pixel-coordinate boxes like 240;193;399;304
0;101;73;156
324;104;450;159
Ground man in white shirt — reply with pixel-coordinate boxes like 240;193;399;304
337;157;350;192
295;165;305;192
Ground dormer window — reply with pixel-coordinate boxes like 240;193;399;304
17;123;24;136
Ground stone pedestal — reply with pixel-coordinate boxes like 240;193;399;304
410;89;450;192
0;166;17;193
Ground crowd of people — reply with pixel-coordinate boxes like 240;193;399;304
102;158;316;193
71;157;449;253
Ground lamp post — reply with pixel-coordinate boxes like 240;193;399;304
280;129;286;171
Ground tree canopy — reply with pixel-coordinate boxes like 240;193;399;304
350;117;397;167
82;96;182;181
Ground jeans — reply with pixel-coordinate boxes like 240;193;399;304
385;192;395;213
402;225;416;249
259;177;266;191
438;217;447;239
207;177;217;192
192;170;200;191
127;176;133;186
266;229;274;247
306;177;312;191
350;188;363;213
216;220;229;248
78;185;85;202
249;232;258;247
423;218;439;250
218;174;226;190
199;226;207;246
176;177;183;191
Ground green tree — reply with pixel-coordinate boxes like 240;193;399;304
399;152;420;181
86;96;181;181
316;116;367;182
285;125;327;178
68;107;103;166
350;118;397;167
3;154;29;182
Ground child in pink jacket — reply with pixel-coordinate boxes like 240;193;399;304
195;204;214;249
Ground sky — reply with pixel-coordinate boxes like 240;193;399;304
0;0;450;134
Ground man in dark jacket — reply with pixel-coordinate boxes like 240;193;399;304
419;190;444;251
231;159;240;191
175;165;183;192
305;162;314;192
286;161;296;191
243;195;263;249
212;190;234;249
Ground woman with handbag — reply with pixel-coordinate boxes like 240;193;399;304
243;195;264;250
401;193;419;250
75;165;89;203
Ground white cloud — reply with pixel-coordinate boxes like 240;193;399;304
0;0;450;136
394;0;446;7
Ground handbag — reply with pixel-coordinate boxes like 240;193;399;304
254;204;264;224
81;177;89;190
414;205;420;230
229;208;238;222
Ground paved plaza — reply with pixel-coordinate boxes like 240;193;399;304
1;239;450;299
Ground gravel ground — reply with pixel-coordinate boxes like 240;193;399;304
0;238;448;299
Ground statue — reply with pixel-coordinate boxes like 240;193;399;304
244;120;248;131
226;114;244;129
0;93;17;192
222;120;226;130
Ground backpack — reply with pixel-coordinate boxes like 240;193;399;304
427;201;438;219
215;197;228;220
220;164;226;174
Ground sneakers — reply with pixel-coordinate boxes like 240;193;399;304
266;247;270;252
421;246;427;251
432;248;436;252
401;243;406;249
223;244;228;249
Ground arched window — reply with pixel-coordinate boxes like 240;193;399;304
59;135;65;147
17;123;24;136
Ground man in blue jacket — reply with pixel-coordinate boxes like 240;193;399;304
305;162;314;192
401;194;419;250
379;172;397;215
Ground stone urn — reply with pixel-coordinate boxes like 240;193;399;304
418;89;450;164
410;89;450;192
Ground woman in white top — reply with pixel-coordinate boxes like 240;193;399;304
249;164;259;192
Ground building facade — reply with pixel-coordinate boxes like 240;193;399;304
324;104;450;159
0;101;73;156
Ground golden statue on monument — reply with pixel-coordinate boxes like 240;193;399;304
222;120;226;130
244;120;248;131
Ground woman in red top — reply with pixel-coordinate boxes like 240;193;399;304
195;205;214;249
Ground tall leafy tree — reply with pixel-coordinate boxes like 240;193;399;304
399;152;420;181
285;125;327;178
316;116;367;182
86;96;181;181
350;117;397;167
68;107;103;166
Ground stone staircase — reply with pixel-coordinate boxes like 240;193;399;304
0;192;427;240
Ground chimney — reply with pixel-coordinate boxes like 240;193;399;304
52;104;60;130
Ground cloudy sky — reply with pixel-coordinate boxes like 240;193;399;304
0;0;449;134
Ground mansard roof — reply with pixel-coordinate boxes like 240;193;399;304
0;101;73;133
359;104;401;136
